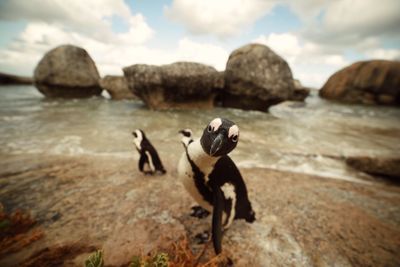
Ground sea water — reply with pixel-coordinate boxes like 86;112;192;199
1;85;399;182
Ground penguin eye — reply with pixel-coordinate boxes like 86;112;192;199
207;125;213;133
231;135;238;142
133;132;137;138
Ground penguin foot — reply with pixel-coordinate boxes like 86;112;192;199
194;230;210;244
225;257;234;266
190;206;210;219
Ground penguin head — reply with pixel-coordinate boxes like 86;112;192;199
179;129;193;148
178;129;192;138
132;129;145;150
200;118;239;157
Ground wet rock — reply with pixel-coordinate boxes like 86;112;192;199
34;45;102;98
0;72;32;85
221;44;295;111
123;62;220;109
19;243;95;267
319;60;400;106
1;155;400;267
346;156;400;179
291;79;310;101
99;75;135;100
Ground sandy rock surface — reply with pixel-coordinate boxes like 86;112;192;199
1;154;399;266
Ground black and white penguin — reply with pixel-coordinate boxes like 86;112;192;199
132;129;166;175
178;118;255;256
178;128;193;148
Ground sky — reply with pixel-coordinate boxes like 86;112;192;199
0;0;399;88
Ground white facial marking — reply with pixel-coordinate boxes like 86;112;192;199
228;125;239;139
133;129;143;150
209;118;222;132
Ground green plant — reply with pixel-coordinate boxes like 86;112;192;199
151;253;169;267
130;252;169;267
85;250;104;267
130;255;142;267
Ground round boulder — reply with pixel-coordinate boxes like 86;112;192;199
123;62;220;109
319;60;400;106
34;45;102;98
222;44;295;111
99;75;135;100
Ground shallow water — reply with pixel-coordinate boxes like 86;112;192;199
1;86;399;182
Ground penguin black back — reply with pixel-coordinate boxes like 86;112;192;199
132;129;166;175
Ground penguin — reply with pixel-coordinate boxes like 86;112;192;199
179;129;210;219
132;129;166;175
178;129;194;148
177;118;256;256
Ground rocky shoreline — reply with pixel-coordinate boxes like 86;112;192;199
1;154;399;266
3;43;399;110
0;72;33;85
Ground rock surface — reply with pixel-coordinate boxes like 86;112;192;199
346;156;400;179
1;154;399;267
0;72;33;85
99;76;135;100
291;79;310;101
320;60;400;106
123;62;221;109
34;45;102;98
222;44;295;111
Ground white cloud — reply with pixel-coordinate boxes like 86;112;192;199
115;14;154;45
364;48;400;60
0;19;228;77
0;0;152;43
164;0;276;38
175;38;229;70
288;0;400;52
322;0;400;37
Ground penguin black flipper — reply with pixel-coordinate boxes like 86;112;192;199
147;147;166;174
210;156;255;223
212;186;225;255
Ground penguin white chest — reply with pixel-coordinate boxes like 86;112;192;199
178;140;217;212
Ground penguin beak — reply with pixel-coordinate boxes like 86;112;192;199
210;133;224;156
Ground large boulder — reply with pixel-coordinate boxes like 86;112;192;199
99;75;135;100
34;45;102;98
346;156;400;179
319;60;400;106
0;72;33;85
123;62;221;109
221;44;295;111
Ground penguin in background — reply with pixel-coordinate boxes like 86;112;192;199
178;118;256;257
132;129;166;175
178;128;193;148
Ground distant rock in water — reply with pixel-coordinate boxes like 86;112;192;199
123;62;222;109
34;45;102;98
0;72;33;85
346;156;400;179
221;44;296;111
319;60;400;106
99;75;135;100
291;79;310;102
